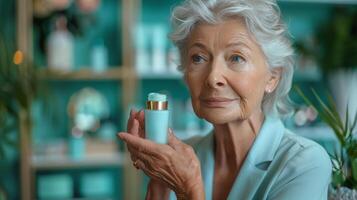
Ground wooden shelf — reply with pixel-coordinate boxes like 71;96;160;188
278;0;357;5
31;152;126;171
39;67;129;81
138;72;183;80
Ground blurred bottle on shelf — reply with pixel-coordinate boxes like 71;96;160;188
47;15;74;71
152;24;167;74
135;24;150;75
69;126;86;160
91;38;108;73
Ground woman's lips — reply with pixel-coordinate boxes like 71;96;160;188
201;97;237;108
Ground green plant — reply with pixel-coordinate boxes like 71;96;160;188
0;34;42;159
295;86;357;189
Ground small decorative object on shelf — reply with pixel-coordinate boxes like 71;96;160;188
293;106;318;127
67;87;110;159
296;87;357;200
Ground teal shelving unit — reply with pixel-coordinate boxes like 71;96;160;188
16;0;138;199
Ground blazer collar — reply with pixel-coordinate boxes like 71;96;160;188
199;116;285;200
245;115;285;165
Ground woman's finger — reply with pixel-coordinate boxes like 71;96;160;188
128;145;137;160
126;108;137;133
129;119;140;137
118;132;159;156
136;109;145;138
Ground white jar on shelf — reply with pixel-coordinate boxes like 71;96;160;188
47;15;74;71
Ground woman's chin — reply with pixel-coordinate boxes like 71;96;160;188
200;110;240;125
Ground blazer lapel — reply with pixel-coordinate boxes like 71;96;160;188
227;116;285;200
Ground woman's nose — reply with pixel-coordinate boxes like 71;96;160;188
205;60;227;89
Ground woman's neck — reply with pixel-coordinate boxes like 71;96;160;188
213;110;265;169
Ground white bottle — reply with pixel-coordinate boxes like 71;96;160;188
47;15;74;71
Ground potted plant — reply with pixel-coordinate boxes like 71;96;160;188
0;33;43;199
296;87;357;200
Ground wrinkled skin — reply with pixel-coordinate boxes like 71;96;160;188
118;18;281;200
118;109;204;199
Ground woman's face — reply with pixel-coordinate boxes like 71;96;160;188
184;19;280;124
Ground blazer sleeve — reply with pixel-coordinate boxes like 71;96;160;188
268;145;332;200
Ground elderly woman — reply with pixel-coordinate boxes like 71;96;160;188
118;0;332;199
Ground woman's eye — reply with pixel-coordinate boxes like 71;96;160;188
230;55;245;63
191;54;206;64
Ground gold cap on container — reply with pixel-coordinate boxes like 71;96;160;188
146;101;168;110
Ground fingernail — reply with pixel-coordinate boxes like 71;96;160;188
117;133;124;140
129;109;133;119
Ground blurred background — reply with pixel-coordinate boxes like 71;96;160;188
0;0;356;199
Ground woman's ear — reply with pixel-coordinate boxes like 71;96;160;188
265;67;282;93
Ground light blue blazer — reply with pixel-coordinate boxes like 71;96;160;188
170;116;332;199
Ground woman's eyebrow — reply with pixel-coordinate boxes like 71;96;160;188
188;42;209;51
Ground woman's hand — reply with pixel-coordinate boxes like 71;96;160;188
125;109;170;200
119;109;205;199
126;109;170;200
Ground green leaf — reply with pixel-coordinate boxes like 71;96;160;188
311;88;342;129
351;110;357;133
353;159;357;182
332;170;345;187
327;93;344;128
344;104;350;138
294;86;346;145
294;86;315;109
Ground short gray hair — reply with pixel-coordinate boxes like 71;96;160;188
170;0;294;118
